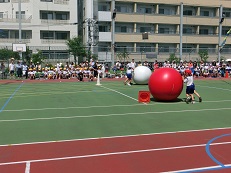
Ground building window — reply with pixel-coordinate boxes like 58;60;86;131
140;27;151;33
42;12;53;20
0;0;10;2
159;9;164;14
40;31;69;40
199;29;209;35
41;31;54;39
0;12;3;18
56;32;68;39
99;25;108;32
115;46;127;52
40;0;53;2
115;26;127;33
0;29;8;38
140;46;152;52
159;28;170;34
139;7;153;14
98;5;108;11
145;8;152;14
222;28;230;35
56;12;68;20
159;46;170;52
116;6;128;13
159;6;175;15
183;10;193;16
201;11;209;16
16;11;26;19
183;28;193;34
223;11;231;17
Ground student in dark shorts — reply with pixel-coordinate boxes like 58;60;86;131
124;67;132;86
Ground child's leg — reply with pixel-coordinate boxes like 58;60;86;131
185;94;191;104
124;78;128;85
189;93;195;104
194;90;200;98
127;79;131;86
194;90;202;102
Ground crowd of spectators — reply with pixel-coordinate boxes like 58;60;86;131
0;58;109;81
0;58;231;80
113;59;231;78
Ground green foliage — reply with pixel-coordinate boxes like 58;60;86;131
31;50;45;65
116;49;129;62
167;53;180;63
0;48;20;61
66;36;87;64
198;50;209;62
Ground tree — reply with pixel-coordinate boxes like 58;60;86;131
0;48;20;61
167;53;180;64
66;36;86;64
116;48;129;63
31;50;45;65
198;50;209;62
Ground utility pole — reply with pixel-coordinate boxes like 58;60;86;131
111;0;116;67
180;2;183;60
84;18;98;61
218;5;223;64
18;0;22;60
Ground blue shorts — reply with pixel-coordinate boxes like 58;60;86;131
126;73;132;79
186;84;195;94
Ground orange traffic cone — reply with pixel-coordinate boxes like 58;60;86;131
138;91;150;103
225;71;229;78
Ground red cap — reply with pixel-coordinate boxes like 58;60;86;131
185;69;192;74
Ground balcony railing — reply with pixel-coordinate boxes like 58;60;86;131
0;15;32;23
41;39;67;44
41;19;69;25
0;38;30;43
11;0;30;3
54;0;69;5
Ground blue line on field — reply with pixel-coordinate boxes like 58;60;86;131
179;133;231;173
205;133;231;167
0;83;24;113
179;165;231;173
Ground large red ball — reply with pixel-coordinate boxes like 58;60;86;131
148;68;183;101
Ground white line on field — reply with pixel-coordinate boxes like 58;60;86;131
3;99;231;112
198;85;231;92
24;162;30;173
99;85;139;102
0;127;230;147
0;107;231;123
2;103;148;112
0;141;230;166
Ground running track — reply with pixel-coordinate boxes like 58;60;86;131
0;128;230;173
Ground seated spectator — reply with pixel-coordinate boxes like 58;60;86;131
28;68;35;80
203;64;209;77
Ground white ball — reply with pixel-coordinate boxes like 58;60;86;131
133;66;152;84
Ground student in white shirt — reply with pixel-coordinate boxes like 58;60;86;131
9;61;15;79
124;67;132;86
183;70;202;104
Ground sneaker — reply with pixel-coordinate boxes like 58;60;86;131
127;83;131;86
186;97;191;104
124;82;126;85
199;97;202;102
191;100;195;104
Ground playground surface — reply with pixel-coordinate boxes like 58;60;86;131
0;78;230;173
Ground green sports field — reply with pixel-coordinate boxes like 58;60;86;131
0;79;230;145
